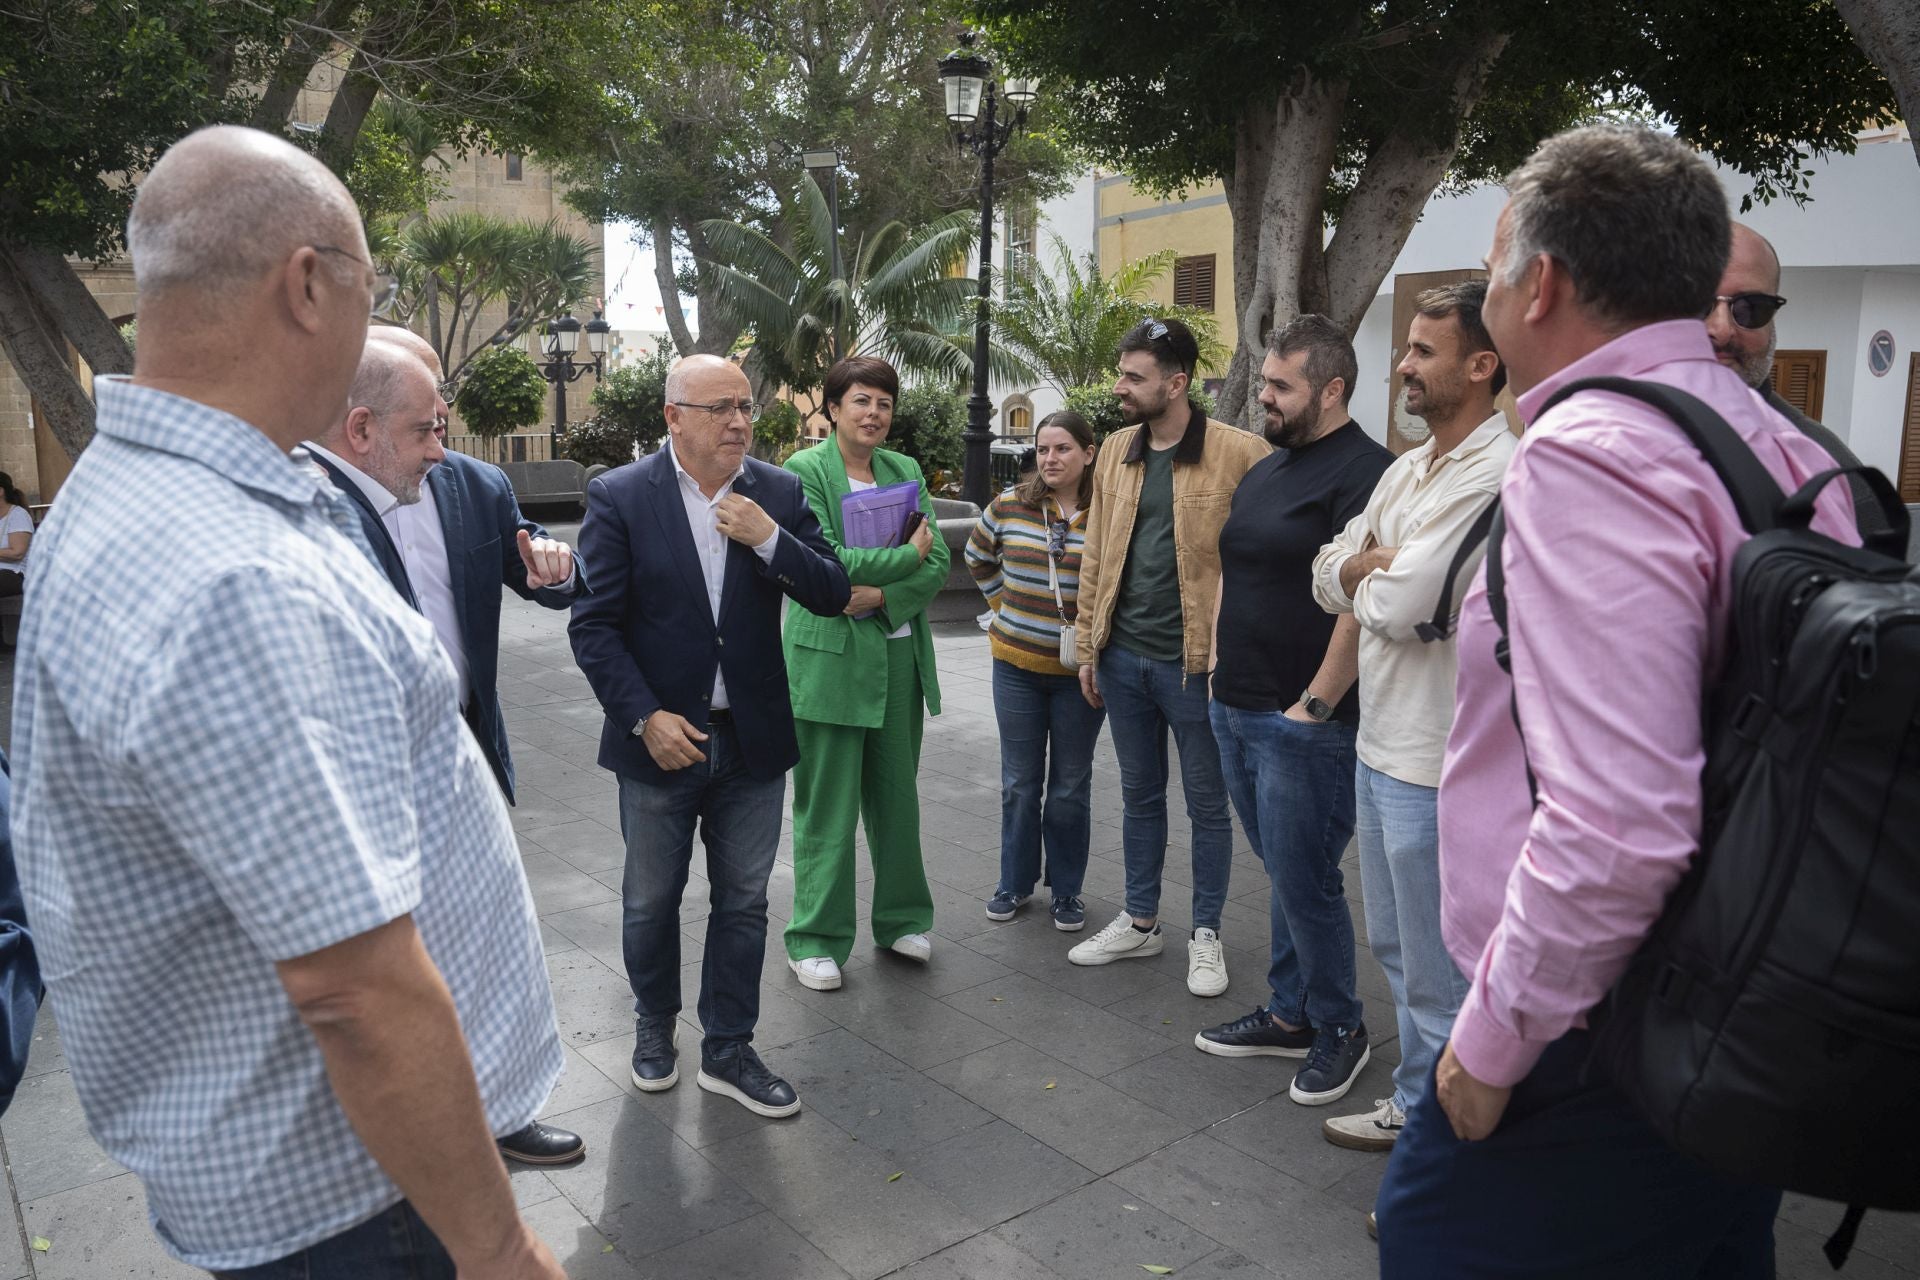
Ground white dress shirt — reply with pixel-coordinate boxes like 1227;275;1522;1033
306;443;470;706
668;440;781;712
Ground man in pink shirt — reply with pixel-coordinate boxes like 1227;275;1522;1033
1375;124;1856;1276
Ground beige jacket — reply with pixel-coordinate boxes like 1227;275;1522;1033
1075;403;1271;674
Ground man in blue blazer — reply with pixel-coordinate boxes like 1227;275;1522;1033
309;335;588;1168
569;353;850;1120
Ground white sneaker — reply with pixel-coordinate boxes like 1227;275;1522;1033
789;957;843;990
1187;928;1228;997
1068;913;1164;966
888;933;933;963
1322;1097;1405;1152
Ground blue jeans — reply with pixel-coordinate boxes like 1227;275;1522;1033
992;659;1106;901
617;722;784;1056
1210;702;1361;1030
1357;761;1468;1112
1378;1031;1781;1277
1096;645;1233;930
213;1200;451;1279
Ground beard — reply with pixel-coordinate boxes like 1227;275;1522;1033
1713;329;1777;391
367;436;426;505
1263;396;1323;449
1120;386;1171;426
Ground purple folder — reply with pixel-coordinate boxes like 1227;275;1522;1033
840;480;923;618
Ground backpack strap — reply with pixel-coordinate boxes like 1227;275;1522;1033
1415;499;1500;644
1781;465;1911;560
1481;505;1540;807
1536;377;1785;534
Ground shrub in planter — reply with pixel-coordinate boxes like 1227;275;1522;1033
591;347;672;454
454;346;546;438
560;415;638;470
882;384;965;478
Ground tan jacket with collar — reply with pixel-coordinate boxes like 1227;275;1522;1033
1074;401;1271;674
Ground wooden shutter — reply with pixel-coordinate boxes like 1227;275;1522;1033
1769;350;1826;421
1173;254;1216;312
1899;353;1920;503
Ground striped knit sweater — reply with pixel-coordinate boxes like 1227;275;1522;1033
965;490;1088;675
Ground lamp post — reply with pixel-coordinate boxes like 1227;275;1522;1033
532;309;611;458
939;32;1038;509
801;147;847;362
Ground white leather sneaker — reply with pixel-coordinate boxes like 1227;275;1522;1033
1187;928;1229;997
1068;913;1164;965
789;956;843;990
889;933;933;963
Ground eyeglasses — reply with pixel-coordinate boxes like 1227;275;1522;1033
1708;292;1787;330
671;399;760;422
313;245;399;318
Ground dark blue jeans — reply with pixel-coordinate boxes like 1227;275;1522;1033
1096;645;1234;930
617;721;784;1056
212;1200;451;1279
1378;1031;1781;1277
992;659;1106;901
1210;702;1361;1030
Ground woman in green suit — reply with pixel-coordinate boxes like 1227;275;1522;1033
783;355;948;991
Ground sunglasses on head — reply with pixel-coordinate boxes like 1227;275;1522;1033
1709;292;1787;330
1141;318;1169;340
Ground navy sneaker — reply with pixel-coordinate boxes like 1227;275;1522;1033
630;1018;678;1092
1290;1023;1371;1106
698;1044;801;1118
985;891;1030;922
1194;1007;1315;1058
1050;896;1087;931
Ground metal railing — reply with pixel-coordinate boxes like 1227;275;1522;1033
446;433;556;465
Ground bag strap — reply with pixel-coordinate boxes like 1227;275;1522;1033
1781;465;1911;560
1536;377;1785;533
1416;499;1500;643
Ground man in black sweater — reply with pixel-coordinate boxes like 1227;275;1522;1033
1197;315;1391;1109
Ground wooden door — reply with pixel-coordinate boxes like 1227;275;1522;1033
1769;350;1827;422
1386;269;1517;455
1898;353;1920;503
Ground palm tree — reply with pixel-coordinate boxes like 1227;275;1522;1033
695;177;1033;406
375;212;599;383
993;236;1227;396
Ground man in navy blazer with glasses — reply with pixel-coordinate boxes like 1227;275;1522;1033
570;353;849;1121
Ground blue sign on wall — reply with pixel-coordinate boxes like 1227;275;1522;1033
1867;330;1895;379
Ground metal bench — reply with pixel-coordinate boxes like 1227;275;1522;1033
499;459;590;514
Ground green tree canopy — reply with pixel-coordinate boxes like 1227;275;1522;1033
976;0;1896;425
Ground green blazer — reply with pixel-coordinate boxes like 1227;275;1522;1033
783;438;947;727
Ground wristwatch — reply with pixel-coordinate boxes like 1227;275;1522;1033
1299;691;1335;722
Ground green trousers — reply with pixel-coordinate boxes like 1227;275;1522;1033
786;637;934;965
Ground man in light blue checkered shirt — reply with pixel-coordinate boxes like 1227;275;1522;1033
11;128;566;1279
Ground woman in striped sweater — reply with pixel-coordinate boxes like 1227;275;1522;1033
966;411;1105;931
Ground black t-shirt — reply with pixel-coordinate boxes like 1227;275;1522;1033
1212;421;1392;721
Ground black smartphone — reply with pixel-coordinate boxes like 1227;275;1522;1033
901;510;927;541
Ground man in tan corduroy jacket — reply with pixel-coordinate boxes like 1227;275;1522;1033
1065;318;1269;998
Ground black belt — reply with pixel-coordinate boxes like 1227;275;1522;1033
707;707;733;725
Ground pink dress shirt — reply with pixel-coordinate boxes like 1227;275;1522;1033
1438;319;1859;1087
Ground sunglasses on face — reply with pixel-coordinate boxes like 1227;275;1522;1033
1708;292;1787;330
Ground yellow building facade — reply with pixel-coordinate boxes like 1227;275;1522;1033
1095;175;1236;385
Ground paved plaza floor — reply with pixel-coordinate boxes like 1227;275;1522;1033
0;563;1913;1278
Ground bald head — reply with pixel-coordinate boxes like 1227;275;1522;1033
663;354;736;407
367;325;444;380
1708;221;1785;389
128;126;364;308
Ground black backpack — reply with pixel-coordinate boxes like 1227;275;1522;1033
1427;376;1920;1265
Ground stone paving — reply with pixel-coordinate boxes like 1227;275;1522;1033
0;568;1914;1278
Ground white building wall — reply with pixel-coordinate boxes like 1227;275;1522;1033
1844;271;1920;475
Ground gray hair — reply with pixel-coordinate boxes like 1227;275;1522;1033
1268;313;1359;405
663;353;734;406
127;125;362;304
1500;125;1729;329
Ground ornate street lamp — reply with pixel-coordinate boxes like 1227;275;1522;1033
938;32;1037;508
802;147;847;361
533;309;610;457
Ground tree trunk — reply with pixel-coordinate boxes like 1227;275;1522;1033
1323;28;1512;333
1833;0;1920;173
251;0;361;129
9;245;133;377
1221;73;1350;428
651;214;699;357
319;47;381;168
0;250;95;458
684;221;745;357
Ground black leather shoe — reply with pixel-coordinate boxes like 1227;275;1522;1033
497;1121;585;1166
696;1044;800;1118
631;1018;679;1093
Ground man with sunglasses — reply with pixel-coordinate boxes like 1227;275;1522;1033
1709;223;1891;539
